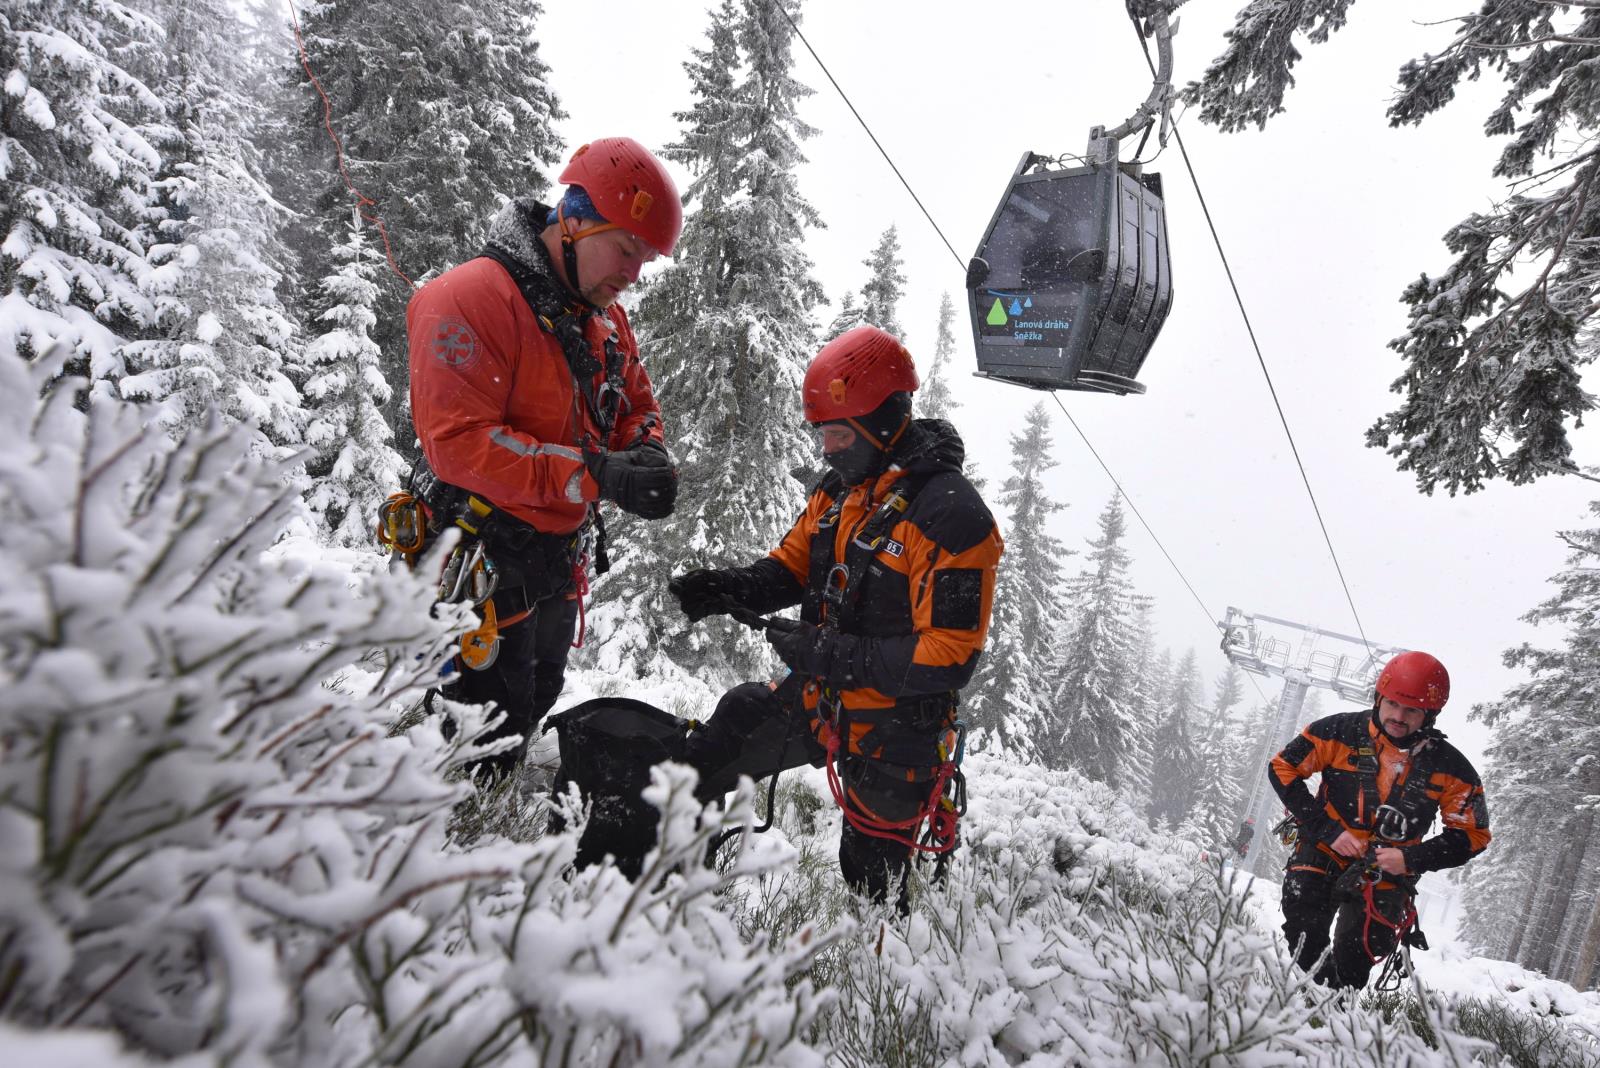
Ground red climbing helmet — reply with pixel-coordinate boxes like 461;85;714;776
559;138;683;256
1375;651;1451;712
802;326;920;423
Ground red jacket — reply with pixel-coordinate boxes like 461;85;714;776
406;256;663;535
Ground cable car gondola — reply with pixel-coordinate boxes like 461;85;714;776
966;129;1172;396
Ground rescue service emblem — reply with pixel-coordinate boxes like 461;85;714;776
432;318;479;370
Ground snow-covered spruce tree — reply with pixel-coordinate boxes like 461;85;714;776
856;224;905;337
302;212;406;546
1460;501;1600;982
1041;492;1146;787
1;0;165;381
919;290;960;422
1208;661;1259;818
1115;599;1160;803
1180;664;1245;854
118;0;308;453
821;288;863;342
1147;648;1204;830
588;0;824;688
822;225;906;343
964;402;1069;759
1186;1;1600;493
284;0;565;410
0;348;842;1064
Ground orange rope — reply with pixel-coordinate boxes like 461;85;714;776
286;1;416;289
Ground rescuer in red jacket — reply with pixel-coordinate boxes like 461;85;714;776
407;137;682;779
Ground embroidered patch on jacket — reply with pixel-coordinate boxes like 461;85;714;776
432;318;479;370
883;539;904;558
931;569;983;630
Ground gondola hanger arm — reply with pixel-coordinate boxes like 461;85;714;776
1101;0;1188;150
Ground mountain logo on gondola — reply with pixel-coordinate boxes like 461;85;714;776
986;298;1007;326
1008;298;1024;316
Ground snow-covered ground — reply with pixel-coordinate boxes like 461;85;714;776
527;664;1600;1067
1243;873;1600;1041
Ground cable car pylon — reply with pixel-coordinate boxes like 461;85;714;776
966;1;1185;395
1218;607;1403;877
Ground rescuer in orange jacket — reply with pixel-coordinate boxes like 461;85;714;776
1268;651;1491;989
669;327;1004;905
407;137;682;779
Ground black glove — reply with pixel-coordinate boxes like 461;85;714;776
668;572;755;620
764;616;831;677
585;439;678;519
668;569;744;622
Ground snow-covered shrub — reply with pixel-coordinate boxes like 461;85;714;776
1368;989;1600;1068
0;346;479;1059
763;755;1503;1067
506;765;840;1066
0;351;843;1065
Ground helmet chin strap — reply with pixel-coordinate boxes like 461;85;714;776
843;414;911;451
556;203;619;300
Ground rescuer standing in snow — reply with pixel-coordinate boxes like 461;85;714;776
669;326;1004;906
1268;651;1491;989
405;138;682;780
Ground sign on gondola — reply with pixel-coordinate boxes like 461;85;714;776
967;132;1173;396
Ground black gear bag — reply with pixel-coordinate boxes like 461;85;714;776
545;697;692;878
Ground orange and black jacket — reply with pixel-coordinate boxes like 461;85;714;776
1269;709;1491;875
720;420;1003;751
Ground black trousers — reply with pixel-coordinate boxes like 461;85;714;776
1281;850;1412;990
685;680;934;906
441;593;578;777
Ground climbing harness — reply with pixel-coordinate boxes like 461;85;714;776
705;462;968;861
813;689;967;857
804;467;967;857
433;539;522;671
387;452;589;672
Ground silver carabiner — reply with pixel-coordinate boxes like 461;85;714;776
467;547;499;606
822;563;850;606
440;541;486;604
1373;803;1411;844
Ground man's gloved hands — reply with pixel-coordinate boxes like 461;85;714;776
585;439;678;519
764;616;831;677
668;569;744;622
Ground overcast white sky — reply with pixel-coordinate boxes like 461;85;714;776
536;0;1599;767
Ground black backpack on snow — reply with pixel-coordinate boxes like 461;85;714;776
545;697;692;878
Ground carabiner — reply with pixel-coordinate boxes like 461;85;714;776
823;563;850;605
467;548;499;606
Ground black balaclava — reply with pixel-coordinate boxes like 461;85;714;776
820;391;913;486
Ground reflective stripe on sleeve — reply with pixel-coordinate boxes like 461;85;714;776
488;428;582;462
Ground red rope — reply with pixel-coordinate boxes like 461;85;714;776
1361;876;1418;964
818;716;960;855
568;555;590;648
286;1;416;289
